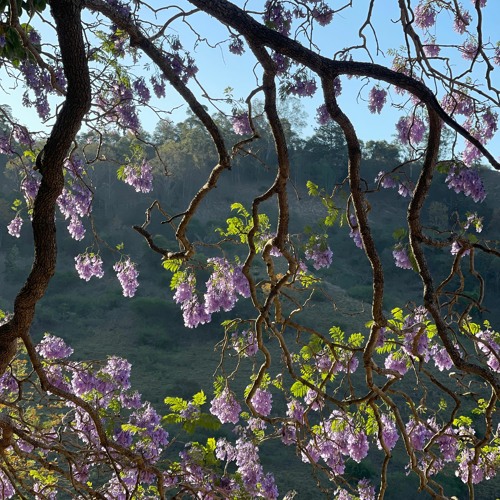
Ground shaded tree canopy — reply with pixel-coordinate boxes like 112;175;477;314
0;0;499;498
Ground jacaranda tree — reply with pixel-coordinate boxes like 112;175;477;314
0;0;499;498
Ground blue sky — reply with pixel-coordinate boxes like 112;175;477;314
2;1;499;158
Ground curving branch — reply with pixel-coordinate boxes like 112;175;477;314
186;0;500;170
0;0;91;377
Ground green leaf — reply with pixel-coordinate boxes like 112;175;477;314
192;390;206;406
391;307;404;321
230;202;249;218
162;414;183;425
170;270;188;291
164;396;188;412
467;233;478;244
290;380;308;398
162;258;182;273
11;198;22;211
392;227;407;241
206;437;216;452
453;416;472;427
121;423;144;434
116;165;126;181
306;180;319;196
348;332;365;347
190;413;220;432
329;326;344;342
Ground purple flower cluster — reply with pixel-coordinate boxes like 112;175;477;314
19;60;61;120
461;39;478;60
112;83;140;131
433;347;453;371
75;253;104;281
251;388;273;416
424;38;441;57
174;259;250;328
368;87;387;114
302;411;369;474
37;333;74;359
232;329;258;357
311;3;334;26
454;9;472;34
305;241;333;270
357;479;376;500
375;171;398;189
377;414;399;451
132;77;151;103
456;448;498;485
445;164;486;202
151;76;166;98
349;215;363;249
231;113;252;135
396;116;426;144
7;216;23;238
476;329;500;371
204;258;250;313
57;176;93;241
304;389;324;411
210;388;241;424
272;51;289;74
406;418;432;451
216;437;278;498
13;125;34;147
263;1;292;36
450;240;470;257
0;133;13;155
0;470;15;499
113;259;139;297
393;245;412;269
102;356;132;390
229;36;245;55
384;353;408;376
414;2;437;29
441;92;474;116
123;160;153;193
289;77;317;97
316;104;332;125
21;173;41;202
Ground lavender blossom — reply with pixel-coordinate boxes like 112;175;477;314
289;78;317;97
305;242;333;270
454;9;472;34
396;116;426;144
312;3;334;26
7;216;23;238
434;347;454;371
114;259;139;298
377;414;399;451
37;333;74;359
368;87;387;114
414;3;437;29
393;245;413;269
229;36;245;55
251;388;273;416
384;353;408;376
75;253;104;281
124;161;153;193
445;164;486;202
231;113;252;135
210;388;241;424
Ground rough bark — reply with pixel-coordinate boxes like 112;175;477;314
0;0;91;376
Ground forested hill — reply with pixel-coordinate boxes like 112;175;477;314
0;113;498;498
